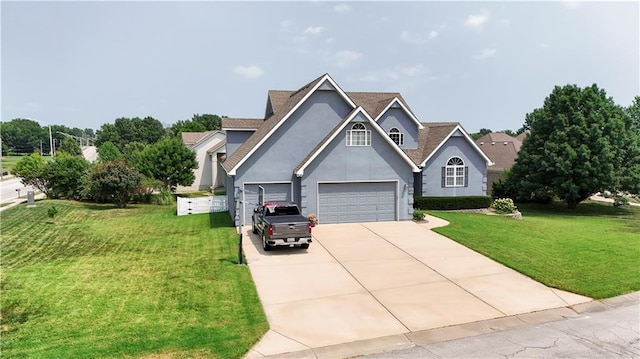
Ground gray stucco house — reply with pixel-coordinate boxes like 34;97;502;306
222;74;492;225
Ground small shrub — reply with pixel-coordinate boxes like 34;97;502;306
412;209;427;221
47;206;58;223
613;195;629;207
154;188;174;206
492;198;518;214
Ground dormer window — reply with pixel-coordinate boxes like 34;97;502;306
388;127;404;146
346;123;371;146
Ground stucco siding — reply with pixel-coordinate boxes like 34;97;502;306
301;121;414;220
234;90;354;225
376;108;419;150
226;131;254;158
422;136;487;196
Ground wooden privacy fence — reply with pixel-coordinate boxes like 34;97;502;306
177;195;228;216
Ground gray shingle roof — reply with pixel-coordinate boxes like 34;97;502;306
475;132;523;170
403;123;459;165
181;131;217;146
221;118;264;130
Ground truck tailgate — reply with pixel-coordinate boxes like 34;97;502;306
272;222;309;238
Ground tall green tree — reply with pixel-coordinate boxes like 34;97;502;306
509;84;632;209
0;119;44;154
95;117;165;150
11;153;50;196
58;137;82;156
47;153;90;199
170;114;222;137
97;141;123;162
138;137;197;190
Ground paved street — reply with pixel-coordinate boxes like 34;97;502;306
363;299;639;359
0;176;33;204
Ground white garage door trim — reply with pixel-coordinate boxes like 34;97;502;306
317;180;399;224
242;181;293;226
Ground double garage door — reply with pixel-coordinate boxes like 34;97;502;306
318;182;397;224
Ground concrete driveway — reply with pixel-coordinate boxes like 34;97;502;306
242;217;592;358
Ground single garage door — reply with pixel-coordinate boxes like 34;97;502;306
318;182;396;223
243;183;292;225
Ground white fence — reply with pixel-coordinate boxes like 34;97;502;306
177;195;228;216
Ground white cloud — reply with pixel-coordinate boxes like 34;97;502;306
560;0;581;9
465;10;490;29
333;4;351;13
396;64;427;77
539;42;550;49
233;65;264;79
332;50;362;68
303;26;325;35
401;30;438;44
473;48;497;60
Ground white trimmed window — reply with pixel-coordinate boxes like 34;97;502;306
388;127;404;146
442;157;467;187
346;123;371;146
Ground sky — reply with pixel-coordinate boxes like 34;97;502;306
2;1;638;134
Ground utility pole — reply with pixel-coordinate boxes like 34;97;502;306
49;125;54;157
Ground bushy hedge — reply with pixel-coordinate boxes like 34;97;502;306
414;196;492;210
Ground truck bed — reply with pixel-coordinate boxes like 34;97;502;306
263;214;309;224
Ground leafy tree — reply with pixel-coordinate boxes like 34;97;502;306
97;141;123;162
11;153;51;196
122;141;148;169
95;123;121;148
138;137;197;190
0;119;44;154
618;97;640;194
86;161;142;207
57;137;82;156
471;128;492;140
170;114;222;137
95;117;165;150
47;153;90;199
509;84;631;209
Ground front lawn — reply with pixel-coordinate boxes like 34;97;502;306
1;201;268;358
430;200;640;299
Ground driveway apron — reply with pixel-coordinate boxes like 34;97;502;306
241;219;591;357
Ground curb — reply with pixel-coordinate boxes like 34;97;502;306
247;291;640;359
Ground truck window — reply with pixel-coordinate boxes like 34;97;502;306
265;206;300;216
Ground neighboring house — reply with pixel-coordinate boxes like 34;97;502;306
178;131;226;192
475;132;524;195
222;73;492;225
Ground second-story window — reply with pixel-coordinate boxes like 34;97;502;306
388;127;404;146
346;123;371;146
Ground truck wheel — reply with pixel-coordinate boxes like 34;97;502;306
301;243;309;249
262;233;271;251
252;221;258;234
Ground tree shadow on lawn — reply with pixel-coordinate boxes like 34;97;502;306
519;200;638;218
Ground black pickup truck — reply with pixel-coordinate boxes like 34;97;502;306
252;202;312;251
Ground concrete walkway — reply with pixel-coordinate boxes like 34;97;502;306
242;216;592;358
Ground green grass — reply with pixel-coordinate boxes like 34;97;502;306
430;200;640;299
1;201;268;358
1;156;25;175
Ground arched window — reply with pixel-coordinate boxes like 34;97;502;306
346;123;371;146
388;127;404;146
442;156;467;187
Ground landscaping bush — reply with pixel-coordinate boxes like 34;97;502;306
492;198;518;214
414;196;492;210
412;209;427;221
